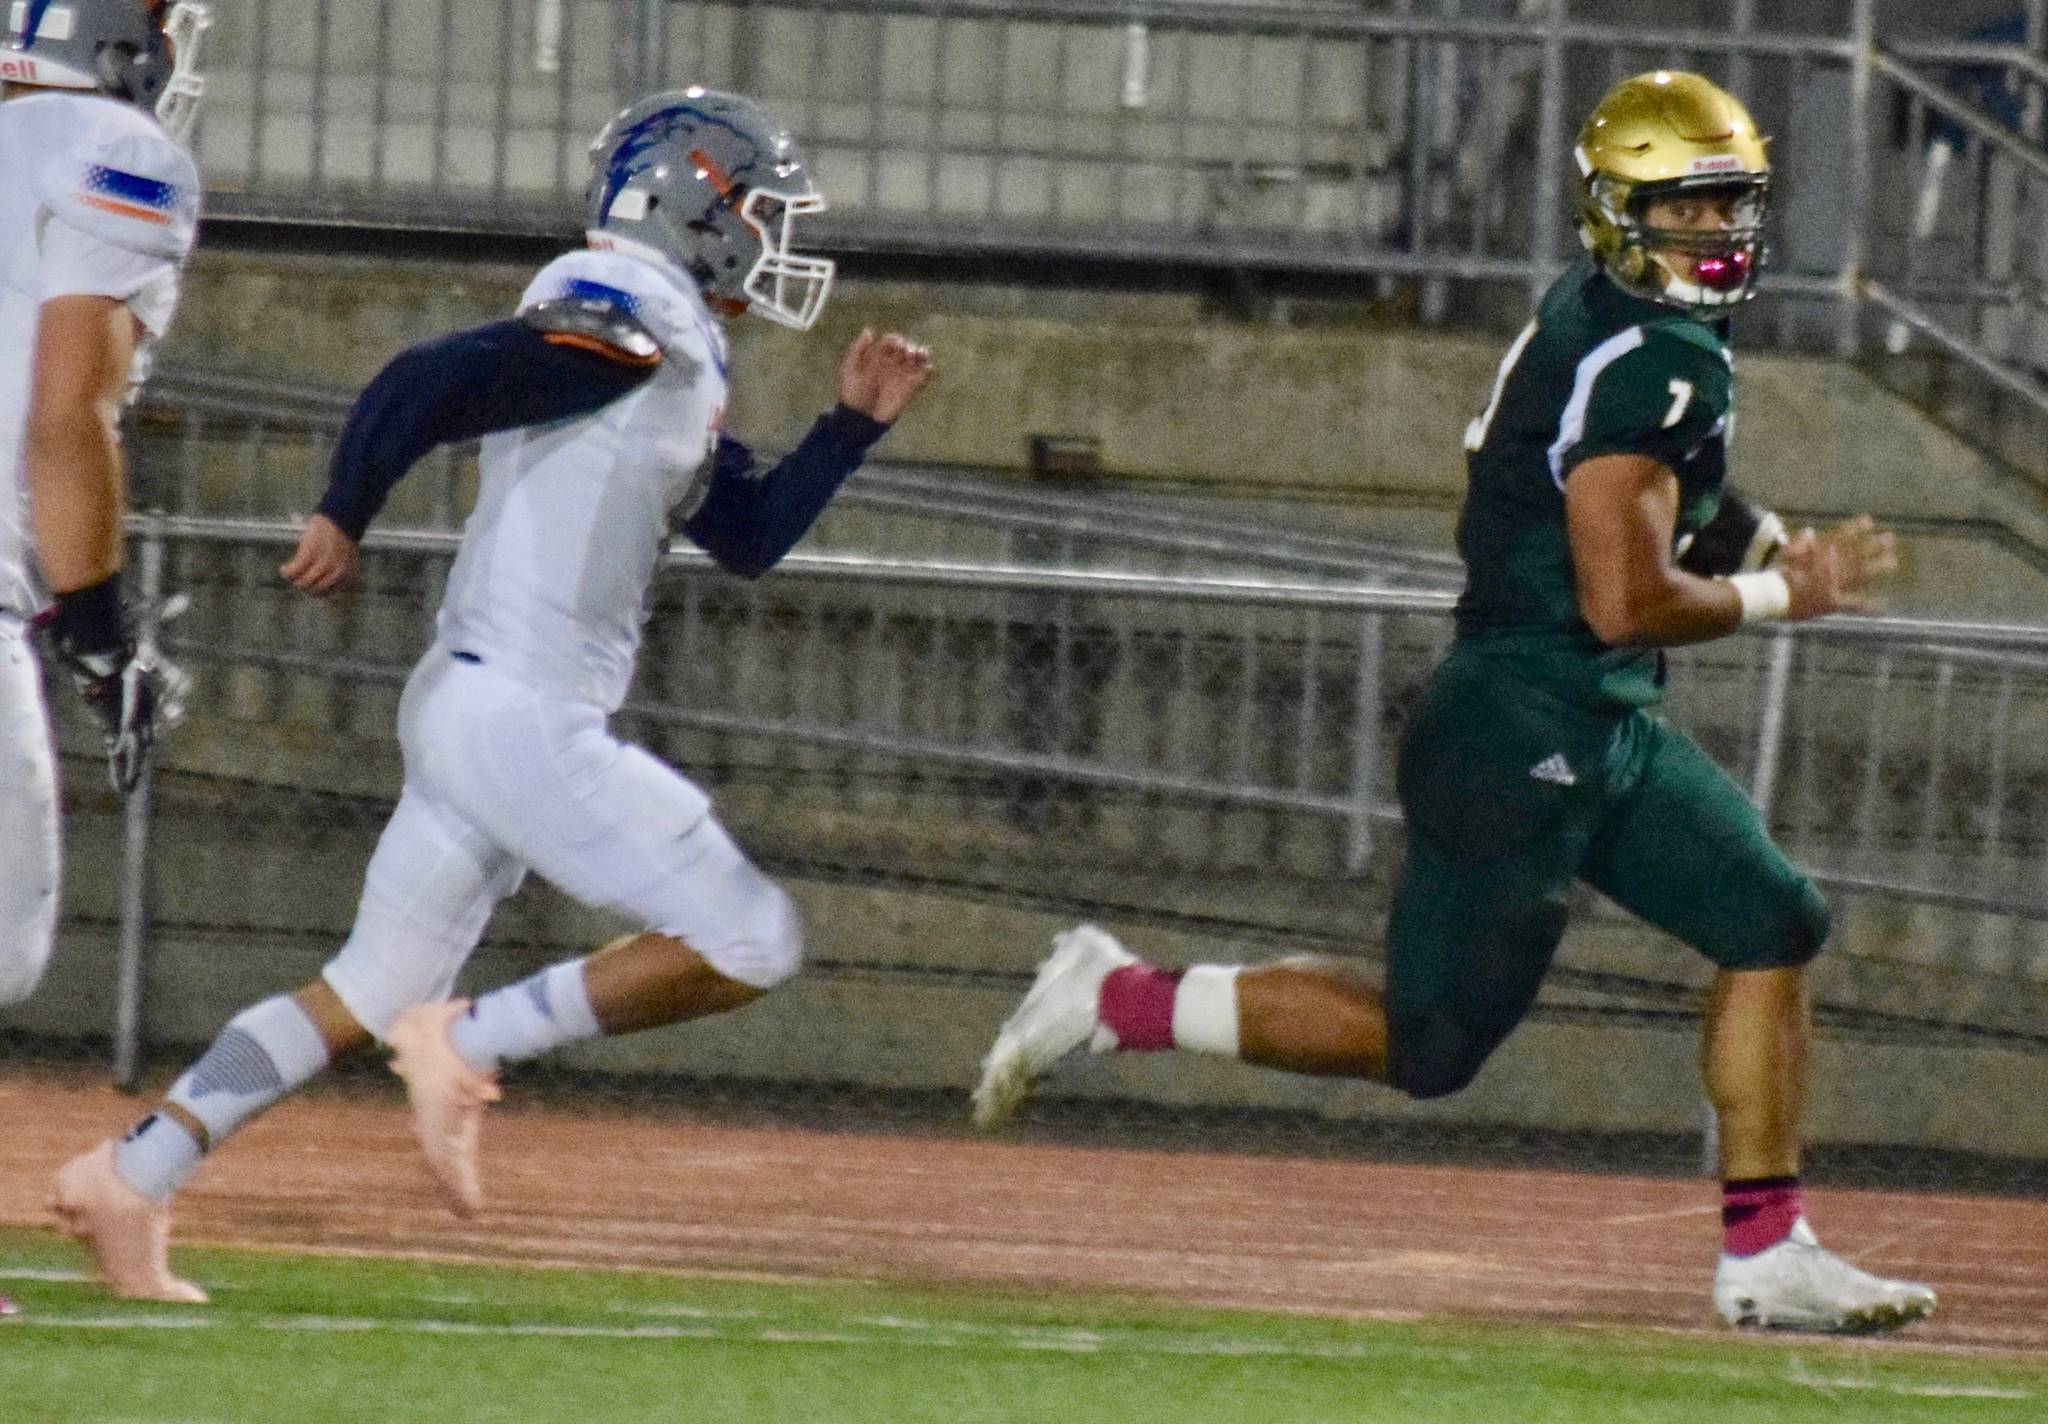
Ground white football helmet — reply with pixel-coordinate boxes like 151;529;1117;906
586;87;835;331
1;0;210;143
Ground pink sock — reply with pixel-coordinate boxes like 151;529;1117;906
1722;1176;1803;1257
1098;964;1183;1051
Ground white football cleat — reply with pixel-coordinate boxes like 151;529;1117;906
386;999;502;1218
971;924;1136;1129
52;1142;208;1304
1713;1218;1936;1334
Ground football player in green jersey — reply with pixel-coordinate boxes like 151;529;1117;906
973;71;1935;1335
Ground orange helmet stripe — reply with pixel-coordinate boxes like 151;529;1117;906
688;148;736;197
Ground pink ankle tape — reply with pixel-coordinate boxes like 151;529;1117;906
1722;1178;1803;1257
1099;964;1183;1051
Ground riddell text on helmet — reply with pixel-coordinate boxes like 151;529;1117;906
0;57;42;82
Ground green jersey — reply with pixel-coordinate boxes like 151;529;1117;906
1454;256;1735;709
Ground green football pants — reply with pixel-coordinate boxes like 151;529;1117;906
1382;649;1827;1099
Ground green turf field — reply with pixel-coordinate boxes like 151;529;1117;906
0;1229;2039;1424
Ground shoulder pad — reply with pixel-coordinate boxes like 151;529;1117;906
519;296;663;366
1641;322;1734;381
45;122;200;263
1608;327;1733;408
1640;316;1729;360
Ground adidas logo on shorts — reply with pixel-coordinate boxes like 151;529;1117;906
1528;753;1577;787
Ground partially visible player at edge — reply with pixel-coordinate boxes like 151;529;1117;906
54;87;933;1302
0;0;212;1320
972;72;1936;1336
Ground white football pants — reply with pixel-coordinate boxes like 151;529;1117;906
0;617;60;1006
322;650;802;1038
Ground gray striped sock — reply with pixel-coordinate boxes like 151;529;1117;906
114;994;330;1202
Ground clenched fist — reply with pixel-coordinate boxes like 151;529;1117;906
836;328;935;425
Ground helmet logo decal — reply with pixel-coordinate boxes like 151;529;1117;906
599;105;760;223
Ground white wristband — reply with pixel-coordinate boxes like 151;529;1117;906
1729;571;1791;624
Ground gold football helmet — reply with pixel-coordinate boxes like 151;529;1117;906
1575;71;1771;315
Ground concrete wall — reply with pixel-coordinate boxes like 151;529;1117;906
14;784;2048;1160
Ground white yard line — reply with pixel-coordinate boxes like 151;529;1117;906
1787;1357;2031;1401
11;1309;1366;1359
6;1306;2036;1401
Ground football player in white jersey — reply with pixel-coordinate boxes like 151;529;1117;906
0;0;207;973
0;0;209;1317
55;88;933;1301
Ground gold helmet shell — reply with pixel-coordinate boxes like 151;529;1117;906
1575;71;1771;315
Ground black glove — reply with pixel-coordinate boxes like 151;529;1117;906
45;574;188;795
1677;488;1787;578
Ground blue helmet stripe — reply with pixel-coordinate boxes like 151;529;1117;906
21;0;55;46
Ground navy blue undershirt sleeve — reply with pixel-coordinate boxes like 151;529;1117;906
316;320;658;540
682;405;891;578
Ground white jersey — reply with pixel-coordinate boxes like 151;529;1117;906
434;248;731;711
0;92;200;618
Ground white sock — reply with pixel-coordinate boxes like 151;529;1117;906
1172;965;1242;1056
114;994;331;1203
111;1114;202;1206
449;959;600;1071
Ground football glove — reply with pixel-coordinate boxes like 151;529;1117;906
45;575;189;796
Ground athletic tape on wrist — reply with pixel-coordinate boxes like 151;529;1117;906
1729;571;1791;624
1171;965;1242;1058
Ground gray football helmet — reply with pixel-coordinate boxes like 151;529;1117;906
586;87;835;331
1;0;211;143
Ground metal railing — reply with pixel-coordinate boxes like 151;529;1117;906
190;2;1865;304
134;365;1466;586
1863;37;2048;486
178;3;2048;443
75;513;2048;1083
